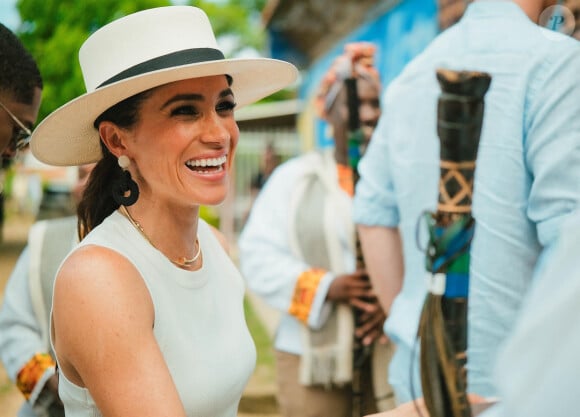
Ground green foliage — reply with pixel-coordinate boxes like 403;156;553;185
188;0;267;56
257;87;296;103
15;0;172;122
14;0;274;123
199;205;220;229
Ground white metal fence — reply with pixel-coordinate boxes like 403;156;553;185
219;128;301;242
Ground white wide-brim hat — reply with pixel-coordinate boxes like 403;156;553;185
31;6;298;166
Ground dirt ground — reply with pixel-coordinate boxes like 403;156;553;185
0;211;279;417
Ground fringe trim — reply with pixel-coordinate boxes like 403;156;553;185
299;304;354;387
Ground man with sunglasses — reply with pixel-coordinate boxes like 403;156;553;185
0;23;42;158
0;22;43;241
0;100;33;155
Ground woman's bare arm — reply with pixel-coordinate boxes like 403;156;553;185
52;245;187;417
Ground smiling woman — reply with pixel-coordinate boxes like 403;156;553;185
29;5;297;417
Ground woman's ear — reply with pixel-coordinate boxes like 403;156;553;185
99;121;128;159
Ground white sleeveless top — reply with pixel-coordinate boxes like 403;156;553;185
53;211;256;417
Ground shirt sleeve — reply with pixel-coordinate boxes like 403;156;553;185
524;44;580;261
479;214;580;417
353;88;400;227
238;160;334;328
0;246;56;404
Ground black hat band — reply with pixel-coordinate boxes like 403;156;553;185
97;48;225;88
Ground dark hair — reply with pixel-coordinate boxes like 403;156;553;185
77;89;152;239
0;23;43;103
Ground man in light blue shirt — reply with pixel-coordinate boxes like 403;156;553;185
353;0;580;403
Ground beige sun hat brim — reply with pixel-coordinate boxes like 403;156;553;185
31;58;298;166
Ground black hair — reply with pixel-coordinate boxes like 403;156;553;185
77;89;152;238
0;23;43;103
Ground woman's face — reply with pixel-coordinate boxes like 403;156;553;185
124;75;239;208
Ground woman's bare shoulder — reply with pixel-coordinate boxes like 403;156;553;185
57;244;142;290
53;244;153;327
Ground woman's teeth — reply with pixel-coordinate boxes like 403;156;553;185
186;155;227;168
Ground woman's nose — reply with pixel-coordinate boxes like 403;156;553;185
200;114;231;145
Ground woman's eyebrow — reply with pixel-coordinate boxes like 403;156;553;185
161;88;234;109
161;94;203;109
220;88;234;98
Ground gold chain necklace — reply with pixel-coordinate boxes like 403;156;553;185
120;205;201;268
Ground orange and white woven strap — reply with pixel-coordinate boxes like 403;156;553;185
16;352;55;399
288;268;327;323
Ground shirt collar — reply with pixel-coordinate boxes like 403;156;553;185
463;0;528;21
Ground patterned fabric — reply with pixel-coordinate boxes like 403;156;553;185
288;268;327;323
315;42;381;120
17;353;55;399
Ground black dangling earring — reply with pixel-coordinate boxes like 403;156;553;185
112;155;139;206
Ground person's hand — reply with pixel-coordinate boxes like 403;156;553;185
355;297;388;346
327;270;388;345
326;270;372;304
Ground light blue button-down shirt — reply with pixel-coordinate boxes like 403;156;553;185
353;1;580;401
